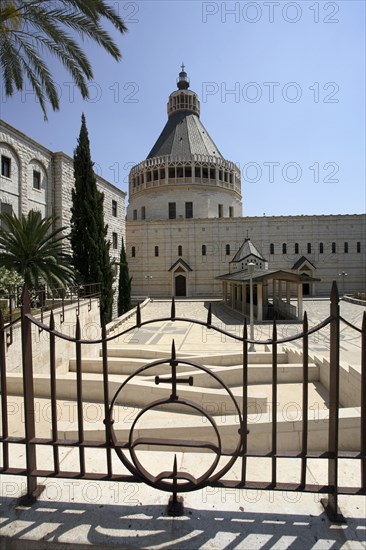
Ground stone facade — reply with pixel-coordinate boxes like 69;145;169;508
0;119;126;269
126;215;365;298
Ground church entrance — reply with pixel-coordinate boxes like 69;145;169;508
175;275;186;297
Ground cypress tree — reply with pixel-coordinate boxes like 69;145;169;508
118;238;132;316
70;114;114;322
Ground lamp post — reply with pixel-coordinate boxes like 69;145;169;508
247;261;256;352
144;275;153;298
338;271;347;297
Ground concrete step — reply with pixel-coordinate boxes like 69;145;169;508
57;407;361;453
103;347;289;365
69;358;318;385
6;372;267;416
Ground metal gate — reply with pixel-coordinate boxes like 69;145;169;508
0;283;365;520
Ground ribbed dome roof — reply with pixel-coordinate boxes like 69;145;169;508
147;66;224;160
147;110;223;160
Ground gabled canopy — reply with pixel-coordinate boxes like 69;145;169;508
230;238;267;264
169;258;193;272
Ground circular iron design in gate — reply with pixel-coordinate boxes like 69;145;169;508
108;352;244;493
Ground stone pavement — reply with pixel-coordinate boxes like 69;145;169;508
0;298;365;549
118;298;364;372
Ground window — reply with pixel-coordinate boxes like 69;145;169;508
282;243;287;254
270;243;274;255
33;170;41;190
178;245;182;256
1;156;11;178
112;232;118;249
202;244;206;256
319;242;324;254
169;202;176;219
332;242;336;253
295;243;299;254
307;243;312;254
154;246;159;257
131;246;136;257
229;206;234;218
141;206;146;220
218;204;223;218
185;202;193;219
357;241;361;253
112;200;117;217
344;242;348;253
226;244;230;256
0;202;12;228
133;209;137;220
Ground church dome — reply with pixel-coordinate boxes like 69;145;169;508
127;66;242;222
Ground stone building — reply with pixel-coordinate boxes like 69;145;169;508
0;119;126;272
126;68;365;299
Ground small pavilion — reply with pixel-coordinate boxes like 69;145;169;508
216;238;320;321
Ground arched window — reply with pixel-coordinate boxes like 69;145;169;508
295;243;299;254
270;243;274;255
178;245;182;256
319;242;324;254
344;242;348;253
357;241;361;253
225;244;230;255
307;243;312;254
202;244;206;256
131;246;136;258
155;246;159;257
332;242;336;253
282;243;287;254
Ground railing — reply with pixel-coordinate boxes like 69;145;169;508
273;297;298;320
0;282;364;520
0;283;100;346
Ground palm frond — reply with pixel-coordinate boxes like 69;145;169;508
0;0;127;117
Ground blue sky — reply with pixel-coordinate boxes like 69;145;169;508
1;0;365;216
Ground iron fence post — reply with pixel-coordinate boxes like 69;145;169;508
361;311;366;491
321;281;344;521
20;286;43;503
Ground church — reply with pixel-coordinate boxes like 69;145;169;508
126;67;365;300
1;67;365;306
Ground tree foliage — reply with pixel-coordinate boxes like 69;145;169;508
70;113;114;322
0;210;74;288
117;237;131;316
0;266;24;291
0;0;127;119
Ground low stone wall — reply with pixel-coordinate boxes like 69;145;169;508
283;345;362;408
342;295;366;306
105;298;150;335
4;298;101;375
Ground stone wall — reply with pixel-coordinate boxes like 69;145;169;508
4;298;101;376
127;185;241;221
0;121;53;218
127;214;366;298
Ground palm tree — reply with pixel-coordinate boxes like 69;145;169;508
0;0;127;119
0;210;75;289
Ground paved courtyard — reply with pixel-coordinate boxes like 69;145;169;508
117;298;364;373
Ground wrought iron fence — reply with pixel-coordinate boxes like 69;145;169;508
0;283;100;345
0;282;364;520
